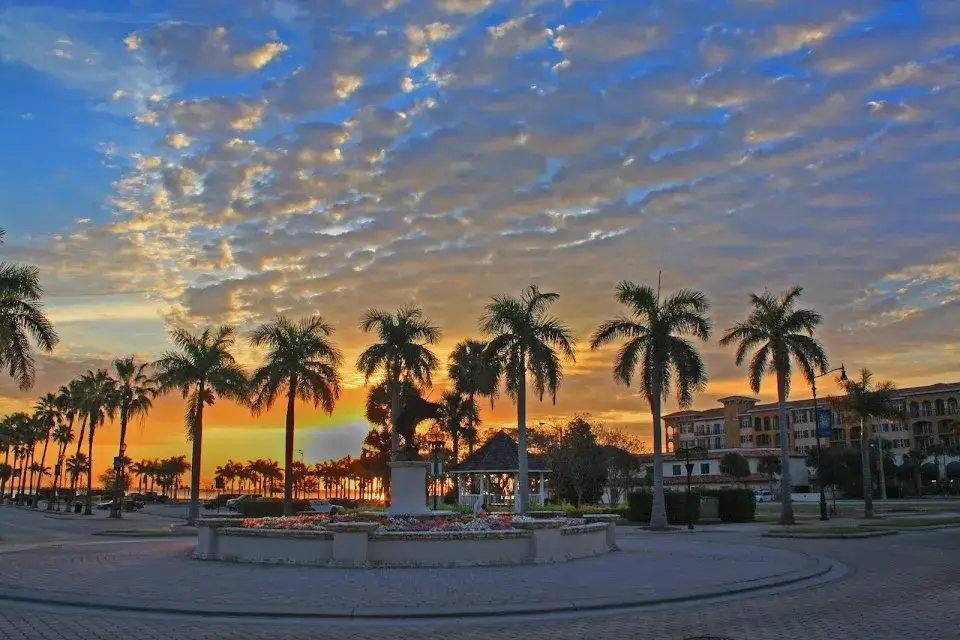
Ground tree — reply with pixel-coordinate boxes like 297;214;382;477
109;356;156;518
32;392;62;499
831;368;902;517
549;416;607;507
356;305;440;463
720;452;751;486
481;285;576;514
99;468;130;494
49;381;80;509
757;454;781;495
78;368;117;515
248;315;343;516
154;326;249;522
902;449;927;497
361;426;391;500
595;425;645;506
589;281;710;529
48;420;73;509
719;286;827;525
448;339;500;456
0;226;59;390
435;390;479;464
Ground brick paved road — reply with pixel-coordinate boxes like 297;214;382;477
0;535;825;613
1;503;958;639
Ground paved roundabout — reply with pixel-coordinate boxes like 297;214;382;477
0;531;836;619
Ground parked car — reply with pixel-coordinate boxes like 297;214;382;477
140;492;169;503
205;494;240;510
96;498;145;511
755;490;774;503
226;494;260;511
307;499;341;515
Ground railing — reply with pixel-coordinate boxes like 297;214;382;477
458;492;546;508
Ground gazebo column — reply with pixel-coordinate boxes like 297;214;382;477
539;472;546;506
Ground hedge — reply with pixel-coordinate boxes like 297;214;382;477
626;490;700;525
532;503;630;518
700;488;756;522
237;498;312;518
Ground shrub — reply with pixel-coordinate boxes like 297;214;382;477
700;488;756;522
626;490;699;525
532;503;629;518
237;498;312;518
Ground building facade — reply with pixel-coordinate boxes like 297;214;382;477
665;381;960;461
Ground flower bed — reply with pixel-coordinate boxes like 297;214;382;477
241;513;584;533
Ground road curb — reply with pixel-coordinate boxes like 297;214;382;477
763;530;898;539
0;556;841;621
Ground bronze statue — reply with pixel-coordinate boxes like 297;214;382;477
393;394;442;461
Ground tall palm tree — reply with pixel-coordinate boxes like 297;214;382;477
154;326;248;523
64;452;89;492
32;393;61;503
830;368;902;517
79;368;117;515
47;420;73;510
65;379;91;503
0;227;59;391
109;356;157;518
356;305;441;462
720;286;828;525
436;390;480;464
0;415;15;500
448;339;499;456
10;412;35;497
589;281;711;529
248;315;344;515
480;285;576;515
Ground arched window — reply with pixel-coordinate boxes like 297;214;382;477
910;402;920;418
922;401;932;417
773;416;779;428
935;399;945;416
763;417;771;430
754;417;762;429
948;398;958;415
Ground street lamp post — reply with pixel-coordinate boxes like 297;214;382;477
426;426;445;511
811;364;847;521
677;443;707;530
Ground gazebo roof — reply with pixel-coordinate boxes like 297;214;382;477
449;430;550;474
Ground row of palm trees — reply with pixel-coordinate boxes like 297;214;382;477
213;455;392;501
1;233;874;528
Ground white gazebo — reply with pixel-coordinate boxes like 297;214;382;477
448;431;550;509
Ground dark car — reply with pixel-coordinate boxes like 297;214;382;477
204;494;240;510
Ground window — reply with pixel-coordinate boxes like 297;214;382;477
892;438;911;449
700;463;710;474
935;399;945;416
754;417;762;429
672;465;682;476
772;416;779;428
922;401;932;417
909;402;920;418
763;416;771;429
891;423;906;432
713;436;724;449
948;398;958;415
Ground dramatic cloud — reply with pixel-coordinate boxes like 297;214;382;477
3;0;960;446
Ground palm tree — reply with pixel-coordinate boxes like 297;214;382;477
79;368;117;515
356;305;441;462
831;368;902;517
589;281;711;529
719;286;828;525
48;420;73;509
436;390;480;464
154;326;249;523
0;415;15;500
0;227;59;391
65;452;89;496
32;393;61;503
481;285;576;515
65;379;91;503
249;315;343;516
109;356;157;517
448;339;499;456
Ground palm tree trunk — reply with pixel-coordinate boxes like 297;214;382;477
68;416;88;503
37;435;51;503
649;371;668;530
1;446;10;500
47;441;64;510
188;384;205;523
776;372;795;525
860;418;874;518
516;355;529;515
283;380;298;516
111;407;129;519
83;420;96;515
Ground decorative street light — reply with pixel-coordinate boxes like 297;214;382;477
677;443;708;530
425;425;446;511
810;364;848;521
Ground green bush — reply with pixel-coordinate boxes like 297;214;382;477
237;498;312;518
700;488;756;522
531;503;629;518
626;490;699;525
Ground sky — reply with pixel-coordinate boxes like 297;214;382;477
1;0;959;485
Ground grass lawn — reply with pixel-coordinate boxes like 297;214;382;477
863;517;960;528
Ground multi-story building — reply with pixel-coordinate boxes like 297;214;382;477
665;381;960;461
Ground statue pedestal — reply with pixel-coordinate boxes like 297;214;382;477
386;461;432;516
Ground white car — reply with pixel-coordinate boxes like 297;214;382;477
755;490;774;503
308;499;341;514
226;494;260;510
